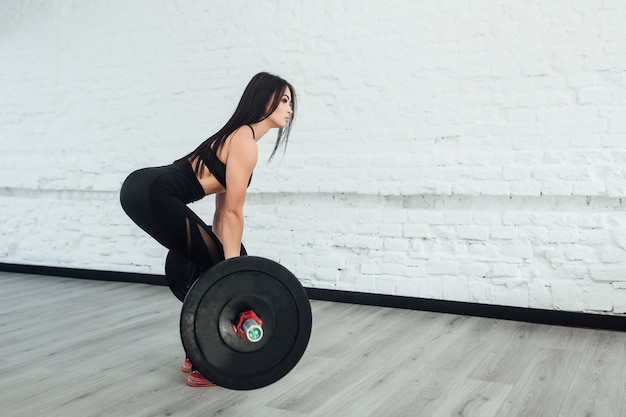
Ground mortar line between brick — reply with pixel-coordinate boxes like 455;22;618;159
2;188;622;212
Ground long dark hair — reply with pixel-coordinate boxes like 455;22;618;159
178;72;297;175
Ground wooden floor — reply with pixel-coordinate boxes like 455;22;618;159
1;272;625;417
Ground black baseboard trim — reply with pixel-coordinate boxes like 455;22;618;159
1;262;624;331
306;288;625;332
0;263;166;286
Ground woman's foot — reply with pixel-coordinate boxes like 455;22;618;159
182;358;192;373
187;371;216;387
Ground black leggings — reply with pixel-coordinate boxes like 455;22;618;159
119;162;224;270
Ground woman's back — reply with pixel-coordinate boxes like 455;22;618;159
187;124;256;196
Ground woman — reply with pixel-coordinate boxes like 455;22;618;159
120;72;296;387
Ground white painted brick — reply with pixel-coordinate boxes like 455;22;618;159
492;282;529;308
468;280;494;304
313;267;341;282
374;276;398;295
456;225;490;241
407;238;428;257
459;261;489;279
503;212;533;226
431;226;457;239
351;275;375;293
565;245;596;261
502;166;531;181
607;213;626;229
542;248;566;267
358;209;383;223
396;278;420;297
576;214;604;229
360;261;381;275
537;107;567;122
577;87;613;104
500;243;533;259
407;211;445;225
383;250;408;265
529;280;553;310
480;182;511;195
548;229;579;243
468;243;501;259
570;134;603;149
357;236;384;250
608;120;626;134
540;181;573;196
403;224;431;238
605;181;626;197
567;72;598;88
584;284;614;312
572;182;606;195
513;151;544;166
589;265;626;283
383;238;410;251
540;135;570;149
512;137;544;151
509;181;541;195
491;227;518;240
426;260;459;276
418;277;444;300
551;280;585;312
381;263;409;277
555;265;590;281
310;253;346;270
491;263;520;278
2;0;625;316
472;212;502;226
599;245;626;263
603;134;626;147
444;212;473;225
584;229;613;245
613;288;626;314
442;276;470;302
379;224;403;237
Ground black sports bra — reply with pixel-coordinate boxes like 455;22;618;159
200;125;255;189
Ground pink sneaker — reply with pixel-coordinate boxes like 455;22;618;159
181;358;192;373
187;371;216;387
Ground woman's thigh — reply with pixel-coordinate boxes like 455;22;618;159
121;168;224;269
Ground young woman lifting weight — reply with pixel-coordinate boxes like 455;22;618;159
120;72;296;387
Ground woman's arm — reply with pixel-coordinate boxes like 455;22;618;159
213;129;258;259
212;192;225;241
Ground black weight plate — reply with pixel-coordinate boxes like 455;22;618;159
165;250;201;302
165;244;247;302
180;256;312;390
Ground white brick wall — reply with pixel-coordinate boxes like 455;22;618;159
1;0;626;315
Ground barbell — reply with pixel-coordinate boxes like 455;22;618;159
165;251;312;390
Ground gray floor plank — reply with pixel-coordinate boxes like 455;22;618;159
2;272;626;417
468;322;544;385
558;331;626;417
497;347;583;417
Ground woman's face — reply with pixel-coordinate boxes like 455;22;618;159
268;87;293;129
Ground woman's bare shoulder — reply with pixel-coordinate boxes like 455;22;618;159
227;126;258;167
